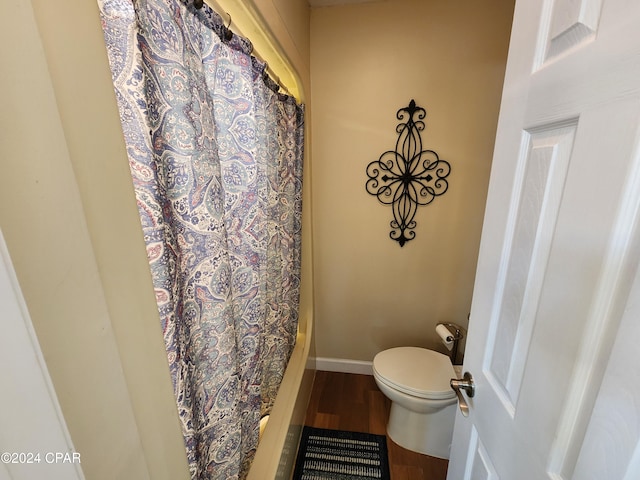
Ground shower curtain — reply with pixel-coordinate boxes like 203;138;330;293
98;0;304;478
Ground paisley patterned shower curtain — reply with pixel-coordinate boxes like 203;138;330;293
98;0;304;478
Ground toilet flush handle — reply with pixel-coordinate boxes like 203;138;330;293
450;372;475;417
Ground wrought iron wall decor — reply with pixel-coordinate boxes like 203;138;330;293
365;100;451;246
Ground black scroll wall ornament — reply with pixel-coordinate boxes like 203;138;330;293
365;100;451;246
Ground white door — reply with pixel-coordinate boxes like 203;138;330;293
447;0;640;478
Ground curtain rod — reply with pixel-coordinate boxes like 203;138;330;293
194;0;292;97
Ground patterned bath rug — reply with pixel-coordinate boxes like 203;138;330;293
292;426;391;480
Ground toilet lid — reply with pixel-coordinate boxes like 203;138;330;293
373;347;456;400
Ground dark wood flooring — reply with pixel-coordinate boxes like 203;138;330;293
304;370;449;480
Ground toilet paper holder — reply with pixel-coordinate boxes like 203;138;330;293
437;322;465;365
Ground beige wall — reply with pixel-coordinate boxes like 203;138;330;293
310;0;514;362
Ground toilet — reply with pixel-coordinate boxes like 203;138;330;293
373;346;459;459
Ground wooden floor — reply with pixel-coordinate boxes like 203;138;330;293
304;370;449;480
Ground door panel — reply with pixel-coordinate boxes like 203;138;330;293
541;0;602;65
487;121;575;412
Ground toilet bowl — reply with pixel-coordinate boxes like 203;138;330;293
373;346;458;459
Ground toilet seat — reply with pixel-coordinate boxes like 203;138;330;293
373;347;456;400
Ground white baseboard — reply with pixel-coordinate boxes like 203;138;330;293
314;357;373;376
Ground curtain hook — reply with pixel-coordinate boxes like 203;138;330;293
224;13;233;42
